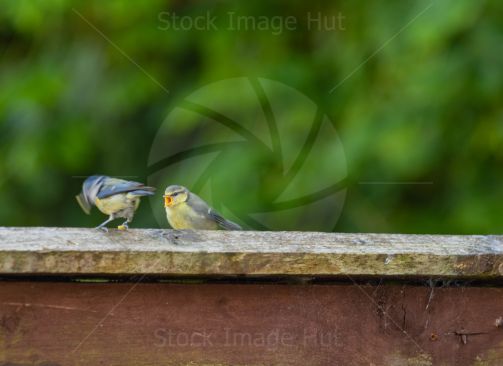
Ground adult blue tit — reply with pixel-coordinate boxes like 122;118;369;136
76;175;156;231
164;185;242;230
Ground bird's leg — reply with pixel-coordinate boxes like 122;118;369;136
96;216;115;232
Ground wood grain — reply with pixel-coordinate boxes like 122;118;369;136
1;282;503;366
0;227;502;277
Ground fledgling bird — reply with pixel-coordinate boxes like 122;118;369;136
76;175;156;231
164;185;242;230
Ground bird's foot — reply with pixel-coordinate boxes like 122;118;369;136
118;223;129;231
95;226;108;232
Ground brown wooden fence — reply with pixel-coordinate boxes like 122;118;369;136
1;227;503;365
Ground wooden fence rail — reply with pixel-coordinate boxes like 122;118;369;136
0;227;503;277
1;227;503;366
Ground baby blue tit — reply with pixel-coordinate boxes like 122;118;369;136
164;185;242;230
76;175;156;231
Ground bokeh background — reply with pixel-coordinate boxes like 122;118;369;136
1;0;502;233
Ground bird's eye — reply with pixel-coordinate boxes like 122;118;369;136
172;192;179;197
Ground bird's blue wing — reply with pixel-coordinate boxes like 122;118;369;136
97;178;156;199
127;189;156;197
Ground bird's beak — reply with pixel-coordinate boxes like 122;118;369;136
164;195;173;207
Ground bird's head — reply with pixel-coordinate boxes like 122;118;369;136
164;185;189;207
76;175;105;214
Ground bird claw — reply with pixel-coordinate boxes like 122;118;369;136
96;226;108;232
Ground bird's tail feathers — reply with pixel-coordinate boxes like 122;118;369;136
220;218;243;231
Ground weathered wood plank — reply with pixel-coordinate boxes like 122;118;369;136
0;227;503;277
1;282;503;366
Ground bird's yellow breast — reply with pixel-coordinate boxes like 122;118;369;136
165;202;218;230
95;194;139;215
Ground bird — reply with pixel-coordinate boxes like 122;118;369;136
163;185;242;230
76;175;156;231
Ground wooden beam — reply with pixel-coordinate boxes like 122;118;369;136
0;227;503;277
2;281;503;366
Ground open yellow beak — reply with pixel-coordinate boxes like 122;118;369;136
164;195;173;207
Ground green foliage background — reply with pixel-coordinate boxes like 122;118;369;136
1;0;502;233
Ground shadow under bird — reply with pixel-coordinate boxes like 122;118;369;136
164;185;242;230
76;175;156;230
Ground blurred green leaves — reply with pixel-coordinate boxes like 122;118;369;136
0;0;502;233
